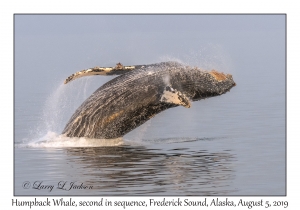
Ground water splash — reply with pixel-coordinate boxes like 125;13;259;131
28;76;102;146
163;74;170;86
158;55;184;65
159;44;233;73
17;131;124;148
183;44;233;73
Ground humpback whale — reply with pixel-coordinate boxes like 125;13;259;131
62;62;236;139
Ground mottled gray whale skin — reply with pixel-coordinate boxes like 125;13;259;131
62;62;236;139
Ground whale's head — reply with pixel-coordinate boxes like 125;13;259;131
183;68;236;101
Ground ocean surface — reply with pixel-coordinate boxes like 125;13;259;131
14;15;285;196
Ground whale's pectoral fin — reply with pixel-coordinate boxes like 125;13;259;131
64;63;136;84
160;86;191;108
64;61;184;84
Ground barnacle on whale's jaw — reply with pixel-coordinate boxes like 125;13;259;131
209;70;235;84
209;70;228;82
209;70;236;89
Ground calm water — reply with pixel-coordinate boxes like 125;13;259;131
14;15;285;196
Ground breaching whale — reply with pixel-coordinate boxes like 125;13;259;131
62;61;236;139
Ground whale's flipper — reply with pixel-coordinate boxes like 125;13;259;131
64;61;183;84
160;86;191;108
64;63;136;84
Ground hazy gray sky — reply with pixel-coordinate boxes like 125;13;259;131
15;15;285;99
15;15;284;35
